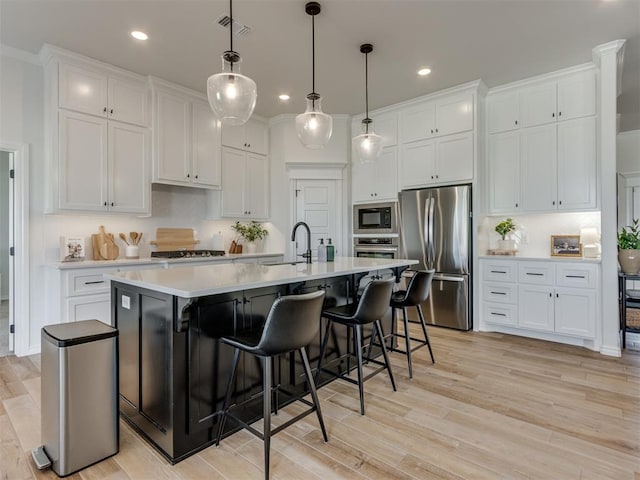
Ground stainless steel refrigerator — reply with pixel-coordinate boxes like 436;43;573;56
398;184;472;330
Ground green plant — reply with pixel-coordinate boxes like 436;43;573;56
494;218;516;240
617;219;640;250
231;221;269;243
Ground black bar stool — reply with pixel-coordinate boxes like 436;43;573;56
215;290;328;480
389;269;435;378
316;278;396;415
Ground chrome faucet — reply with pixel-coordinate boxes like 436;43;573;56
291;221;312;264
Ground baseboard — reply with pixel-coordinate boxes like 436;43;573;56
599;345;622;357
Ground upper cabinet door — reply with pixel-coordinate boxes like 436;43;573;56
59;63;108;117
488;91;519;134
371;113;398;147
557;117;596;210
374;147;399;201
59;110;108;211
221;124;246;150
245;153;269;219
521;123;557;212
108;122;150;214
221;147;247;218
435;132;473;183
351;158;375;203
244;119;268;155
400;102;436;144
108;76;149;127
435;92;473;137
400;138;435;188
520;82;557;128
192;100;221;188
488;131;521;213
155;90;191;184
557;71;596;122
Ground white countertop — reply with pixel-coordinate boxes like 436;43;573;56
105;257;418;298
479;254;601;264
52;252;284;270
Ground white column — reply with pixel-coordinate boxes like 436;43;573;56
592;40;626;356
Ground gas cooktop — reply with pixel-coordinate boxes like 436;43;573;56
151;250;226;259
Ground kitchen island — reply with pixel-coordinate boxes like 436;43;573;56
106;257;417;463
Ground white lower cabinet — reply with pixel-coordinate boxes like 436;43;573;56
481;258;598;344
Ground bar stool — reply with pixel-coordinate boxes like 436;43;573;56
215;290;328;480
389;269;435;378
316;278;396;415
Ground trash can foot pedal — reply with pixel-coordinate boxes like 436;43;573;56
31;446;51;470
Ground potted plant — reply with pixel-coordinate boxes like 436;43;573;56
495;218;517;250
617;219;640;274
232;221;269;253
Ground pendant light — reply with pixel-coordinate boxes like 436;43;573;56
207;0;257;126
296;1;332;149
353;43;383;163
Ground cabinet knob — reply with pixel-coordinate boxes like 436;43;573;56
556;293;559;298
515;120;518;125
430;129;434;134
186;173;190;178
435;175;439;179
552;112;555;118
431;176;434;179
110;109;114;115
559;200;562;205
374;193;377;196
435;128;439;133
515;203;519;208
103;107;107;113
549;292;552;297
111;202;114;207
104;201;108;206
247;143;251;148
195;175;198;179
552;201;556;206
558;111;562;117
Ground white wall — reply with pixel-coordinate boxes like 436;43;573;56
0;151;9;300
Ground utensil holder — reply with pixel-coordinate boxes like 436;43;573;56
125;245;139;259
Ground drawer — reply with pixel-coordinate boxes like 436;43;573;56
555;264;597;289
482;261;517;283
67;268;113;296
483;303;517;326
483;282;516;304
518;262;554;285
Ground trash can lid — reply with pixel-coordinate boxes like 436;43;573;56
42;319;118;347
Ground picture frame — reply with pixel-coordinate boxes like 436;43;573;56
60;236;85;262
550;235;582;257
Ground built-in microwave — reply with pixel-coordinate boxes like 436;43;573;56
353;202;398;235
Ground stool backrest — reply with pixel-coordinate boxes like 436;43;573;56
354;278;395;324
257;290;326;355
405;270;435;305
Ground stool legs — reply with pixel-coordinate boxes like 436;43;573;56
416;305;435;364
262;356;272;480
354;325;365;415
401;307;414;378
216;348;241;447
299;347;328;442
375;319;397;391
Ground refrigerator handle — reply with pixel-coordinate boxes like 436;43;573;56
428;197;435;268
423;197;431;268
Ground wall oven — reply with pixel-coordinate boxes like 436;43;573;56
353;202;398;235
353;237;399;259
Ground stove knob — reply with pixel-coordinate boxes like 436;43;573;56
201;252;206;257
206;252;211;257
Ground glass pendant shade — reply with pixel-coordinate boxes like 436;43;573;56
296;94;333;149
353;121;383;163
207;54;257;126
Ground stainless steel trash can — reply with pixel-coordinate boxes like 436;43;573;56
41;320;118;476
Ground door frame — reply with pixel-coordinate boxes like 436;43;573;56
286;164;346;262
0;141;29;357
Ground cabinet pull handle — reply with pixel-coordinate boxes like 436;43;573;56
526;272;544;276
85;280;105;285
490;270;506;274
566;275;585;279
491;312;506;317
490;291;507;295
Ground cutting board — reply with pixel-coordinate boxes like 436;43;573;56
150;228;199;252
91;226;119;260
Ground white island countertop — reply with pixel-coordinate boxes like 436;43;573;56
105;257;418;298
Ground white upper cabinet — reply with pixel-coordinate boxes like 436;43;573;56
45;46;151;214
222;118;268;155
59;62;148;127
400;139;436;189
486;68;597;214
151;79;221;189
221;147;269;219
352;146;398;203
487;91;519;134
519;70;596;128
400;91;473;144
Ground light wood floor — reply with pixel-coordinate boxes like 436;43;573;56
2;327;639;479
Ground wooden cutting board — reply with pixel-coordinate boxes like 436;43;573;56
150;228;199;252
91;226;119;260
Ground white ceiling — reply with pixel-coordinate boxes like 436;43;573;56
1;0;639;130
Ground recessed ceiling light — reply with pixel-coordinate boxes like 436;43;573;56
131;31;148;41
418;68;431;76
279;94;290;101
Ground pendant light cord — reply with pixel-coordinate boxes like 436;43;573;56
311;13;316;108
364;50;369;133
229;0;234;72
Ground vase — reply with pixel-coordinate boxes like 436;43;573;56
245;242;258;254
498;239;515;251
618;249;640;274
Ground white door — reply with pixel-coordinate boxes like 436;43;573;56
557;71;596;121
435;92;473;136
107;76;149;127
221;147;246;217
192;100;221;188
518;285;554;332
156;90;190;184
554;288;596;338
488;91;519;134
520;82;557;128
351;159;375;203
557;117;596;210
521;123;557;212
245;153;268;219
5;152;14;353
294;180;338;260
400;139;435;188
59;63;108;117
374;147;399;201
400;102;436;143
435;132;473;183
488;131;521;213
